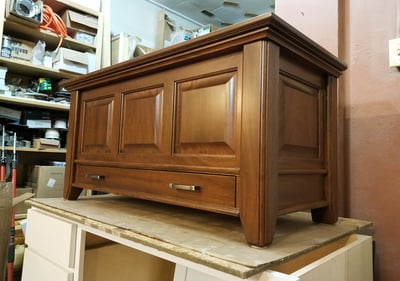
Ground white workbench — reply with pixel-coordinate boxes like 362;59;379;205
21;195;373;281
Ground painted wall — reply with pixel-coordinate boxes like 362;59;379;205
109;0;199;49
275;0;339;56
277;0;400;280
344;1;400;280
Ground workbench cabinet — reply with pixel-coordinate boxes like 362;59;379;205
21;201;373;281
21;209;78;281
62;13;347;246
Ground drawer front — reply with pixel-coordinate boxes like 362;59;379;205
25;209;76;268
21;248;73;281
74;165;237;214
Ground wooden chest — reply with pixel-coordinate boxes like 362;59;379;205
62;13;346;246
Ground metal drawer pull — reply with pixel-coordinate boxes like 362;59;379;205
85;174;105;180
169;183;200;191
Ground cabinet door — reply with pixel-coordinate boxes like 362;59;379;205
118;52;242;173
77;85;120;161
172;52;243;172
119;73;172;161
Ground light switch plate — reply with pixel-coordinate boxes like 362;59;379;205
389;38;400;67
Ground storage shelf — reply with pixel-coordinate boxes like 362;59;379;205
3;19;97;52
49;0;100;17
0;95;69;111
0;56;78;80
4;146;66;153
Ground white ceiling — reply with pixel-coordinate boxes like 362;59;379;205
146;0;275;28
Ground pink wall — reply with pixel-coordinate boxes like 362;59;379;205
344;1;400;280
275;0;339;56
276;0;400;280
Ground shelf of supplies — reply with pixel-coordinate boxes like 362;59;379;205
0;95;69;111
3;19;97;52
4;146;66;153
0;56;77;80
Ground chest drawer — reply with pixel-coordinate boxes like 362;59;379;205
74;165;238;215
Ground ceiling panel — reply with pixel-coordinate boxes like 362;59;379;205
147;0;275;28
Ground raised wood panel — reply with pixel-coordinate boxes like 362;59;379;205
277;49;328;171
279;49;326;88
278;75;323;160
78;87;119;160
82;98;114;151
120;86;165;154
174;71;238;156
278;174;326;213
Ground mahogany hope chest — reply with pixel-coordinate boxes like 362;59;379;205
62;13;347;246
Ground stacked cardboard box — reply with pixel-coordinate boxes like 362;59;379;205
52;48;89;74
26;166;65;198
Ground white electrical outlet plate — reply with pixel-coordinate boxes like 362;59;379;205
389;38;400;67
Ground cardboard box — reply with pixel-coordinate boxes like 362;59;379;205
111;33;141;64
23;110;51;128
26;119;52;128
0;105;21;122
32;138;60;149
192;24;218;37
10;37;35;61
155;11;175;49
62;9;98;35
27;166;65;198
74;31;96;45
86;52;96;72
65;0;101;13
52;47;88;74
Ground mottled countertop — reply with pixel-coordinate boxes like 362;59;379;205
26;195;371;278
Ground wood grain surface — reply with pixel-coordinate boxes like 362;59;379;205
26;196;371;278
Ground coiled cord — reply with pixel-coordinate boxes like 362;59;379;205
39;4;69;48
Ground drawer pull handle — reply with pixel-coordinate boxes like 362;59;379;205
169;183;200;191
85;174;105;181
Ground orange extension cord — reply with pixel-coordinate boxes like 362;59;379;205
39;5;69;48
